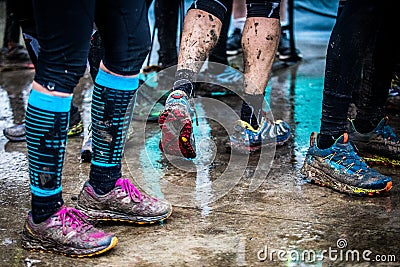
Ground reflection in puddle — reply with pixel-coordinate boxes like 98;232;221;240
293;77;324;169
139;130;164;198
192;104;212;216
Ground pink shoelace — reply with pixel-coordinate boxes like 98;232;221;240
116;178;143;202
57;207;91;235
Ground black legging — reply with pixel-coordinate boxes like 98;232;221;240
154;0;180;69
2;0;21;49
320;0;396;136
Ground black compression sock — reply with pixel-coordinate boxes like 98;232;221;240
240;93;264;129
89;164;121;195
174;69;196;97
31;193;64;224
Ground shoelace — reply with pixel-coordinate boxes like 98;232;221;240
58;207;91;235
325;145;369;174
117;178;143;202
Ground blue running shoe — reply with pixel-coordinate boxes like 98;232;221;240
301;132;393;196
229;118;291;154
196;65;242;97
158;90;197;158
348;116;400;167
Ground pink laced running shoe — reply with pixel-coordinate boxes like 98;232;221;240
21;206;118;257
77;178;172;224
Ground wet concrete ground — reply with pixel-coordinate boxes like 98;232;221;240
1;2;400;267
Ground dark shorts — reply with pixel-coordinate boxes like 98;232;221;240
32;0;151;93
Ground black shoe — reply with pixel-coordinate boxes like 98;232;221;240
348;117;400;167
3;124;26;142
3;45;30;61
226;28;242;56
3;106;83;142
277;31;302;62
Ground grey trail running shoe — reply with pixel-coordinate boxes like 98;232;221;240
77;178;172;224
21;206;118;257
229;118;291;154
301;132;393;196
348;116;400;167
4;105;83;142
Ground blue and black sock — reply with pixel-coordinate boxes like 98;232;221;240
174;69;196;98
25;89;71;223
89;69;138;195
240;93;264;129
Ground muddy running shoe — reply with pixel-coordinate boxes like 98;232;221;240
67;106;84;137
229;118;291;154
158;90;196;158
77;178;172;224
21;206;118;257
1;44;30;61
301;132;393;196
348;117;400;167
2;124;26;142
226;28;243;56
3;106;83;142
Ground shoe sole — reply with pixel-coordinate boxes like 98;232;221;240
350;140;400;167
21;226;118;258
226;49;242;56
278;53;303;59
77;205;173;225
3;128;26;142
158;107;196;159
3;134;26;142
229;132;290;155
359;153;400;168
300;161;393;196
